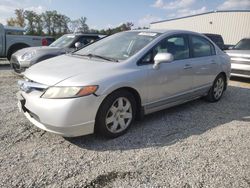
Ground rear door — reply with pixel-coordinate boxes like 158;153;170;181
189;35;219;89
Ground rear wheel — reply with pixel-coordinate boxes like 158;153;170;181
95;90;136;138
205;74;226;102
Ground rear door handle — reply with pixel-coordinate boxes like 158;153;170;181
184;64;192;69
211;60;216;65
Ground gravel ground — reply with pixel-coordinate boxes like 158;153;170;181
0;60;250;187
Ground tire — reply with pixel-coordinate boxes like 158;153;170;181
7;48;18;61
7;44;29;61
95;90;136;138
205;74;226;102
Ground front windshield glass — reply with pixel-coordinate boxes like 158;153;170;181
233;39;250;50
74;31;161;61
50;35;76;48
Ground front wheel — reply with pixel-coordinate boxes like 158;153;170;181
205;74;226;102
95;90;136;138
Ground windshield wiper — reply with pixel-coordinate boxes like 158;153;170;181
73;53;119;62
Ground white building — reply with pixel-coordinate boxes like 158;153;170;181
150;10;250;45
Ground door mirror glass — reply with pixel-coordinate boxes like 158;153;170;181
75;42;82;49
153;53;173;69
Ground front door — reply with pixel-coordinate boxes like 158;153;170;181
138;35;193;110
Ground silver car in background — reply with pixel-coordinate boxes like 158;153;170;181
17;30;231;138
10;33;104;73
225;38;250;78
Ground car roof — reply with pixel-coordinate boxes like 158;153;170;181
64;33;106;37
203;33;222;37
127;29;204;36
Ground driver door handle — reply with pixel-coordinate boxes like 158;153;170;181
211;60;216;64
184;64;192;70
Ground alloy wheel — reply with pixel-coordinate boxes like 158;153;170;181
105;97;133;133
213;77;224;100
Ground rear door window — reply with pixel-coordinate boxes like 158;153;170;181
190;35;215;58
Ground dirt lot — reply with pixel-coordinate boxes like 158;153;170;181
0;60;250;187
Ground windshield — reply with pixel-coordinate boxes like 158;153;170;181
74;31;161;61
50;35;76;48
233;39;250;50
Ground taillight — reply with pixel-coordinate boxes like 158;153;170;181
42;38;48;46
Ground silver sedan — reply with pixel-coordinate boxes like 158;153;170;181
10;33;103;73
17;30;231;138
225;38;250;78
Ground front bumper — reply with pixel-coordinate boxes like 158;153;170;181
10;55;31;72
231;61;250;78
17;91;106;137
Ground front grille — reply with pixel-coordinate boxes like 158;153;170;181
231;69;250;76
231;60;250;65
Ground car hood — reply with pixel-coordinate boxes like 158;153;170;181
14;46;65;57
225;50;250;58
24;54;121;86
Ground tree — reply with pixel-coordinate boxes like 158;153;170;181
24;10;37;35
97;22;134;35
69;17;89;33
6;18;17;26
6;8;134;37
42;11;53;35
6;9;25;27
35;14;43;35
69;19;79;33
120;22;134;31
15;9;25;27
50;11;58;36
78;17;89;32
61;15;70;34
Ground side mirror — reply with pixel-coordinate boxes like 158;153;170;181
75;42;82;49
153;53;174;69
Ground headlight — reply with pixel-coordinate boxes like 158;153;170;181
21;51;36;61
41;86;98;99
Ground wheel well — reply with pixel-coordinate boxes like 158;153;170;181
7;43;30;59
105;87;143;120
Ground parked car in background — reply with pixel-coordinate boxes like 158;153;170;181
10;33;105;73
226;38;250;78
203;33;226;50
17;29;231;138
0;23;54;60
224;44;235;50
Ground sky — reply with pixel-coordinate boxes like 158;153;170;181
0;0;250;29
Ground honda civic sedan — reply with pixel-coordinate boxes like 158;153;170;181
17;30;231;138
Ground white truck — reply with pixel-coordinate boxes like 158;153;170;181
0;23;54;60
